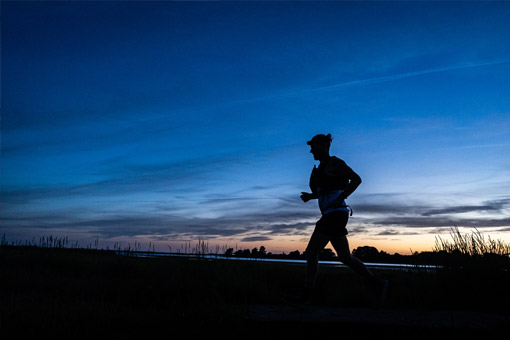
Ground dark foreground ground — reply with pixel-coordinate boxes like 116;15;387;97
1;246;509;339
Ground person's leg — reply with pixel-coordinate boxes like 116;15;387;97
304;231;330;289
285;231;329;303
331;235;390;307
330;235;379;285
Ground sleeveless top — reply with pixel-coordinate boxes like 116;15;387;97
309;156;351;215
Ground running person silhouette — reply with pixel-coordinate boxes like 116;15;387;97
295;133;389;306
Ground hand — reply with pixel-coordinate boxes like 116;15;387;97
300;192;314;202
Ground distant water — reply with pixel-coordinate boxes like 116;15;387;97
117;250;441;271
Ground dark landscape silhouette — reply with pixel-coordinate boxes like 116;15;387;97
1;229;509;339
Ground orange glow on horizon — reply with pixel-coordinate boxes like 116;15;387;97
48;227;510;258
156;233;439;256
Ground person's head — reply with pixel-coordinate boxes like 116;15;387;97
307;133;332;161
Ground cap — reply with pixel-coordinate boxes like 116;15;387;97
307;133;332;145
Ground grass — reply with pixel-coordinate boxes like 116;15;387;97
435;227;510;256
432;227;510;272
1;228;509;339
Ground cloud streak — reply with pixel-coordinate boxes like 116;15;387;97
2;191;509;246
312;59;510;91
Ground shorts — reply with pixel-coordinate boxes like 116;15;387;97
314;210;349;237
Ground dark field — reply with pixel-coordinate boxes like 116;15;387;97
1;245;509;339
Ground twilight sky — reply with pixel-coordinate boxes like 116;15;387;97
1;1;510;254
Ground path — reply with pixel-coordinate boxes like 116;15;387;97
247;304;509;330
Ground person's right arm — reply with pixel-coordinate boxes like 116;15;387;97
300;192;318;202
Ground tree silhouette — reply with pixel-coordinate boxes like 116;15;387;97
352;246;380;262
288;250;302;259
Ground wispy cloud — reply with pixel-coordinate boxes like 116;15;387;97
376;229;420;236
376;216;510;229
312;59;510;91
422;205;499;216
240;236;272;242
2;152;250;204
199;58;510;113
0;204;317;242
3;190;509;245
342;194;510;230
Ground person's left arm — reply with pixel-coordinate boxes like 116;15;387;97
328;157;362;201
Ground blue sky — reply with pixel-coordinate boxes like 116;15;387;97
1;1;510;254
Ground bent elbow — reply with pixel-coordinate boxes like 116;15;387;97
354;175;362;185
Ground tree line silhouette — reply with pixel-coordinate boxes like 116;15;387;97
224;244;510;269
225;245;412;262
